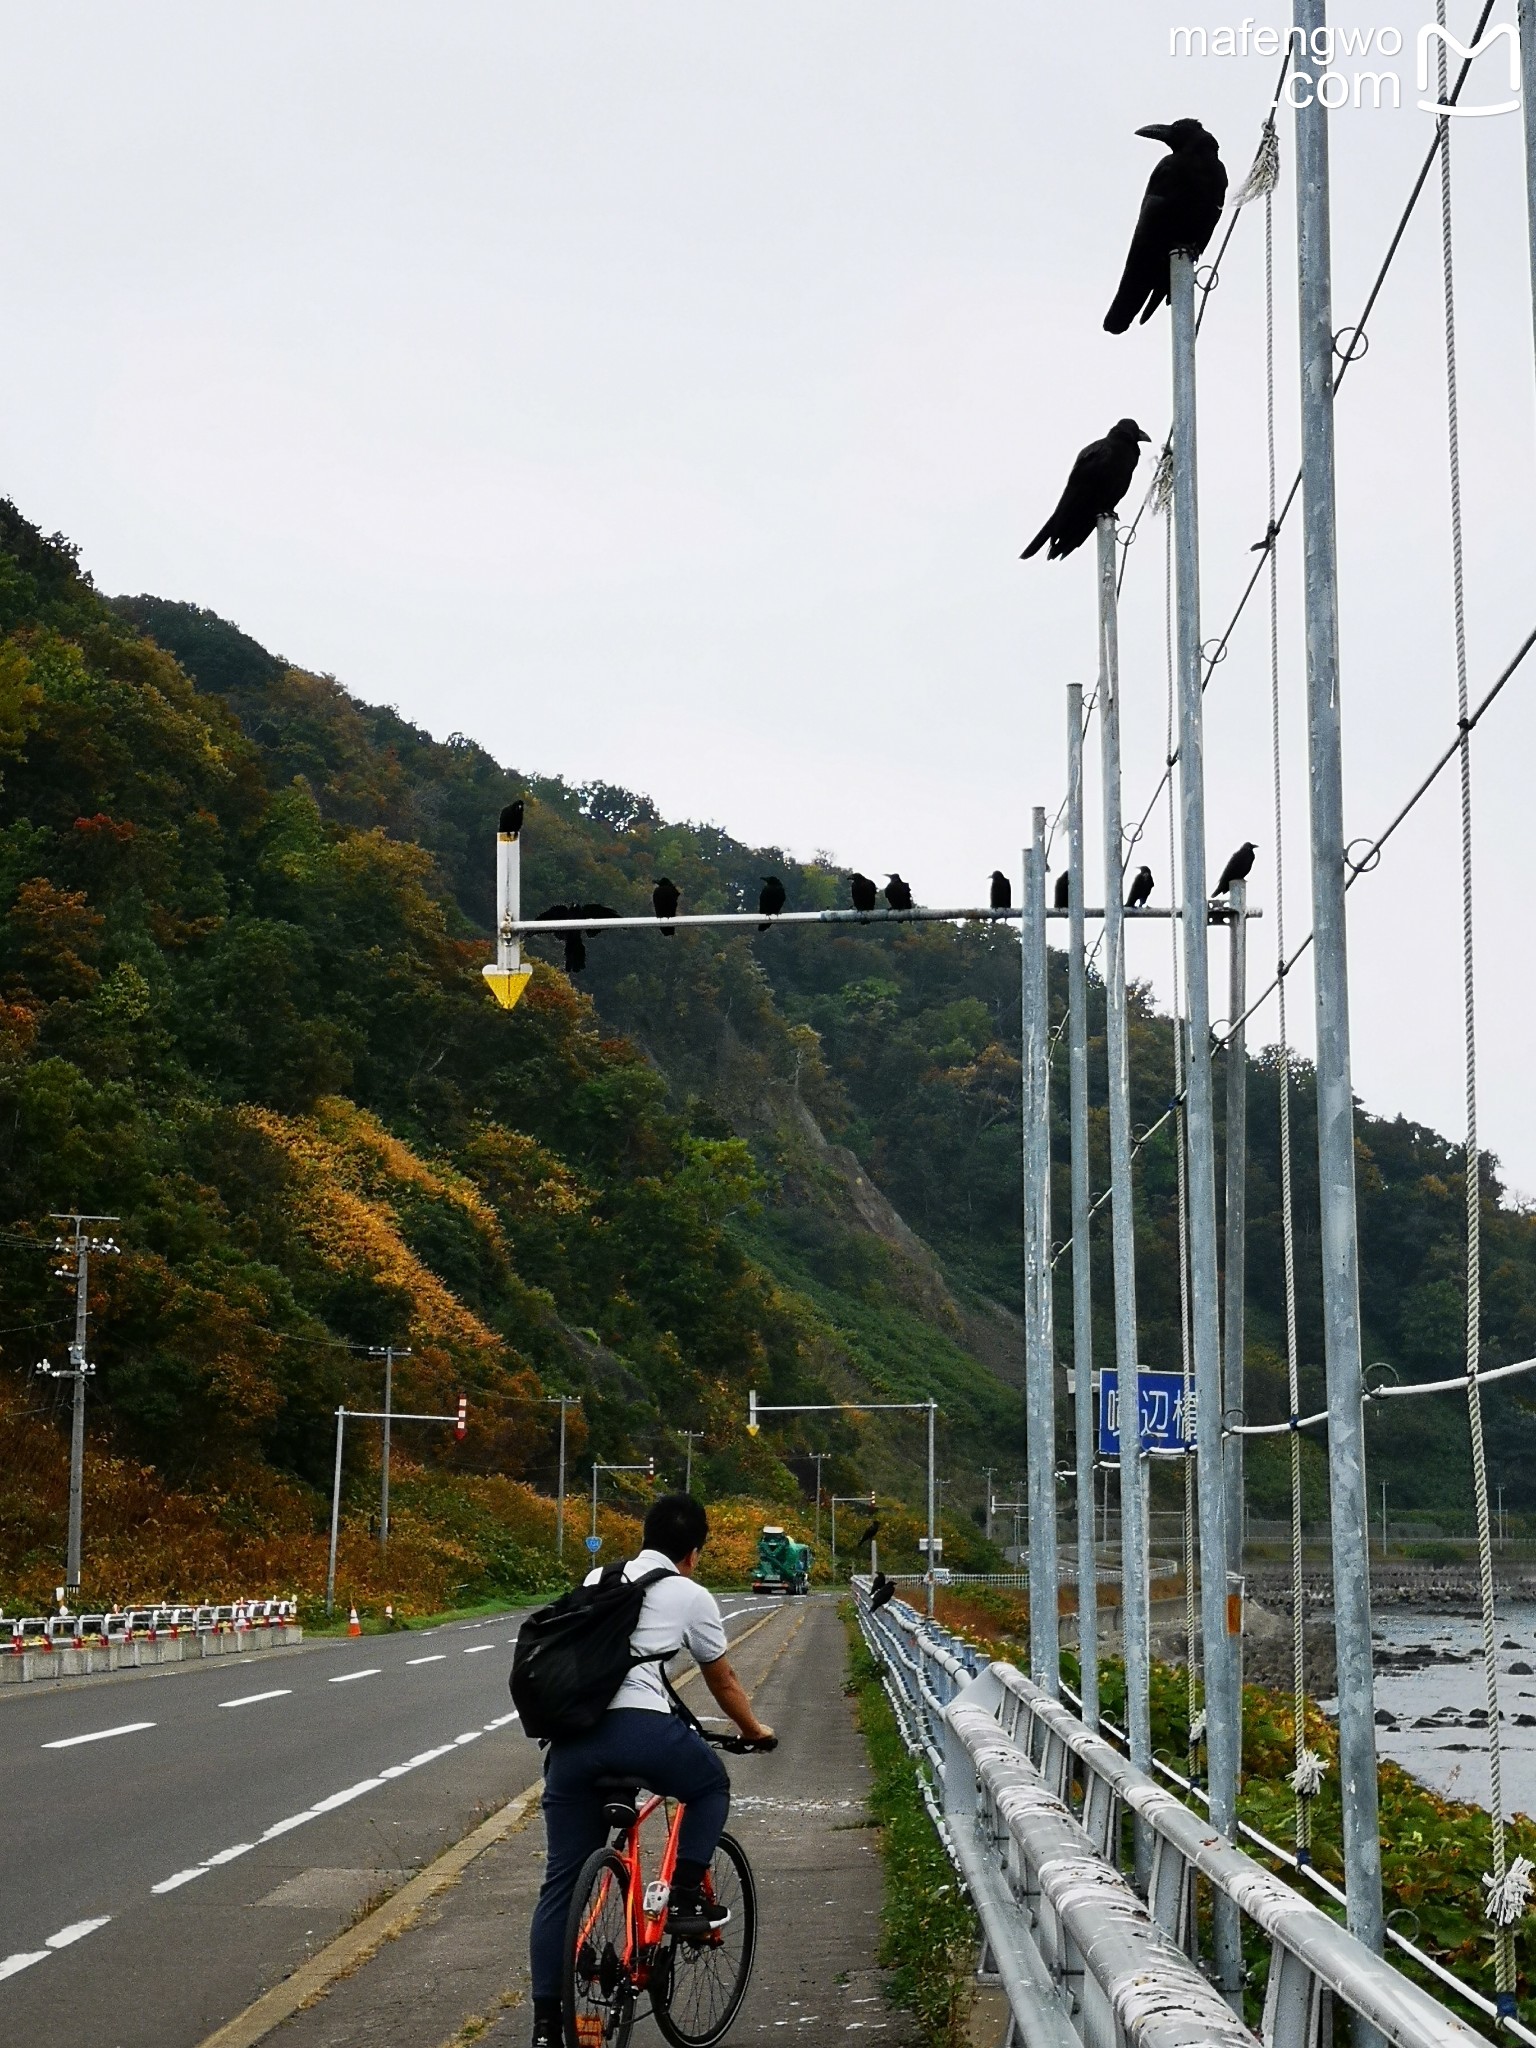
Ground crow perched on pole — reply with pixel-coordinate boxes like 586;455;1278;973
990;871;1012;911
1104;120;1228;334
536;906;586;976
1126;865;1155;910
850;873;878;913
1021;419;1151;560
1213;842;1256;896
499;799;524;836
1054;871;1071;910
758;876;786;926
652;877;680;933
884;874;914;912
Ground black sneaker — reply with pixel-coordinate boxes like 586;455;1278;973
667;1886;731;1939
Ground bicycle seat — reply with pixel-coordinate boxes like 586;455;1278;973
593;1774;643;1829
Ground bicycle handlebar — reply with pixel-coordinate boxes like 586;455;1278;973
707;1731;778;1754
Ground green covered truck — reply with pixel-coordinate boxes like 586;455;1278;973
751;1524;812;1595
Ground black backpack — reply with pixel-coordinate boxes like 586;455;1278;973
510;1562;676;1741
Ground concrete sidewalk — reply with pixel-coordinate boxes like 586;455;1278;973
260;1597;914;2048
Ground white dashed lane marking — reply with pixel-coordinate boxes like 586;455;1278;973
463;1644;495;1655
329;1669;381;1684
42;1722;155;1750
218;1690;291;1709
407;1655;446;1666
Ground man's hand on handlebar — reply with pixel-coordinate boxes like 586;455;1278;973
710;1730;778;1754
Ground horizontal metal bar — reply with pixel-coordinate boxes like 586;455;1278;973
507;906;1263;935
339;1409;459;1424
752;1401;935;1414
1369;1352;1536;1399
1224;1409;1329;1438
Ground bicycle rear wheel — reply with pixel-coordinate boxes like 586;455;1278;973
653;1832;758;2048
563;1847;637;2048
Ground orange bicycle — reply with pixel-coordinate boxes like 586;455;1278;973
562;1732;770;2048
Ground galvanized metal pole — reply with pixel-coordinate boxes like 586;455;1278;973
1096;514;1152;1777
926;1399;938;1622
1066;685;1099;1729
556;1399;568;1560
1294;0;1385;1959
1024;815;1060;1693
326;1407;345;1616
66;1234;88;1594
1171;248;1239;1994
1223;881;1249;1609
1521;1;1536;390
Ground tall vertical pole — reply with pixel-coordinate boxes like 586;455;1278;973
591;1462;600;1543
1024;813;1060;1693
982;1466;996;1547
380;1348;394;1551
557;1400;568;1560
831;1497;838;1582
327;1408;346;1617
1171;249;1239;1992
1521;1;1536;392
926;1401;938;1620
66;1232;89;1594
1294;0;1385;1959
1066;691;1098;1728
1223;883;1249;1610
1097;514;1152;1778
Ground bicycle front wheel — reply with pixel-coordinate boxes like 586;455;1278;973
653;1831;758;2048
563;1847;637;2048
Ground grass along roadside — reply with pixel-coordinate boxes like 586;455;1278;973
842;1604;976;2048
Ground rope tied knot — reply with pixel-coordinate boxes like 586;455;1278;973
1288;1749;1328;1797
1188;1711;1206;1745
1482;1856;1534;1930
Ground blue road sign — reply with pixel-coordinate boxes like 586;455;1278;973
1097;1370;1197;1456
585;1534;602;1553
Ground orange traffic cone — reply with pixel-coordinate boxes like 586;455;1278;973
348;1606;362;1637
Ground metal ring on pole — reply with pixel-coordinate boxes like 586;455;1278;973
1201;637;1229;666
1343;837;1383;876
1195;263;1220;294
1332;325;1370;364
1117;523;1137;548
1362;1359;1399;1398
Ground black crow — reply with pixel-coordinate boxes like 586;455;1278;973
758;876;786;929
652;877;679;934
535;905;586;976
870;1575;896;1613
850;873;879;913
990;871;1012;911
1021;419;1151;560
1054;871;1071;910
884;874;914;912
499;799;525;836
855;1522;880;1549
578;903;618;923
1213;841;1256;895
1126;866;1155;910
1104;120;1228;334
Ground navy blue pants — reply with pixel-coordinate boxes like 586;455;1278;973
529;1710;731;2002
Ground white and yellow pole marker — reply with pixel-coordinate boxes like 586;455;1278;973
482;801;534;1010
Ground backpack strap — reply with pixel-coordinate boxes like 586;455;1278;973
621;1566;711;1736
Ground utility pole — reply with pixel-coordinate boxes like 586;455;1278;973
981;1466;997;1546
36;1214;120;1599
678;1429;705;1496
1294;0;1384;1960
1023;810;1059;1697
544;1395;581;1560
367;1345;411;1552
590;1459;655;1545
1066;684;1098;1731
800;1450;830;1547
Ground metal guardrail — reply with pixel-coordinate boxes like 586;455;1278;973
1;1599;298;1651
856;1584;1492;2048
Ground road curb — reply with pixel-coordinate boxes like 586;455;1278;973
196;1600;793;2048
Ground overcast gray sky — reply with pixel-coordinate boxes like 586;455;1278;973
3;2;1534;1191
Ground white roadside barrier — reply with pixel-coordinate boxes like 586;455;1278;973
0;1599;302;1684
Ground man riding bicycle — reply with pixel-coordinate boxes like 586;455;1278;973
528;1494;775;2048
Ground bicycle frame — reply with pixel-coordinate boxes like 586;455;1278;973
576;1790;704;2003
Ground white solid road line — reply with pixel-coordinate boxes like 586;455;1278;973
464;1644;495;1654
0;1915;111;1981
407;1654;447;1665
483;1710;520;1730
218;1689;292;1709
42;1721;155;1750
329;1668;381;1684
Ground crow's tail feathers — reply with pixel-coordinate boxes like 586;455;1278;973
1020;522;1052;560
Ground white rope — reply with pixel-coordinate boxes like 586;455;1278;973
1287;1749;1328;1799
1433;9;1515;1987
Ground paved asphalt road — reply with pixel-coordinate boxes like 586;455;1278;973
0;1595;777;2048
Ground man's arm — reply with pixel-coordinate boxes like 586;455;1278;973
699;1654;774;1744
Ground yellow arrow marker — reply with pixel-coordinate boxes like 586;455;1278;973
482;965;534;1011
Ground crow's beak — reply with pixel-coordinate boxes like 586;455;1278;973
1136;428;1151;442
1136;123;1177;144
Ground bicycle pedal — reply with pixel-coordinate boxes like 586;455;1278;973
643;1880;671;1915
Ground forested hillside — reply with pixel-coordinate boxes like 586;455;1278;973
0;499;1530;1608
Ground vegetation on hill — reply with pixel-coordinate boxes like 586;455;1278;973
0;497;1529;1608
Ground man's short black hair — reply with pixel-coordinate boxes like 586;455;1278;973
644;1493;709;1562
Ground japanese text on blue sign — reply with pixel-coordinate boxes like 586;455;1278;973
1097;1370;1197;1455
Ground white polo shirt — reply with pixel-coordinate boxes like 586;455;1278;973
584;1548;728;1715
